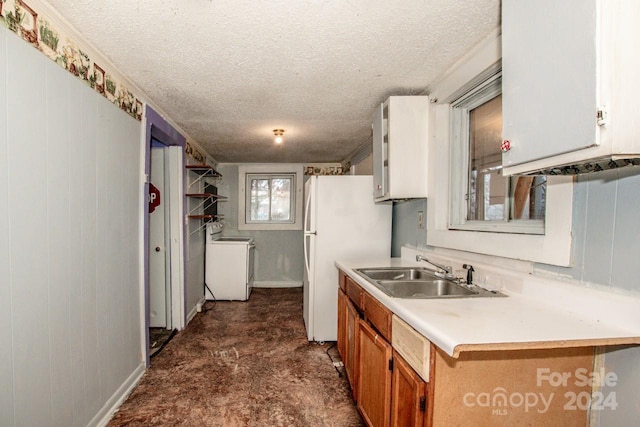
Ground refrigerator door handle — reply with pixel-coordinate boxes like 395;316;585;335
304;183;313;233
303;234;310;276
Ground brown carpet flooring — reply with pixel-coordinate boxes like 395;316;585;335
108;288;364;426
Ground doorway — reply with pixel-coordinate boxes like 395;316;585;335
146;140;184;361
149;145;173;357
143;107;187;366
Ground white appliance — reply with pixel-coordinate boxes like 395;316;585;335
205;223;256;301
303;175;392;342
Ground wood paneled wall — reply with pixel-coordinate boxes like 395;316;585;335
0;27;143;427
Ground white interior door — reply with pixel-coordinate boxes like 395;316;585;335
149;147;170;328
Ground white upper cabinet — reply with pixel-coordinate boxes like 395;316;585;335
372;96;430;201
502;0;640;175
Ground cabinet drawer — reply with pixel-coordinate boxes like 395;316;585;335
392;315;431;382
345;277;364;311
338;270;347;292
363;291;392;342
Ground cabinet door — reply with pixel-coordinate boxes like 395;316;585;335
390;351;426;427
337;289;347;362
502;0;599;167
357;320;392;427
345;296;359;400
372;102;386;199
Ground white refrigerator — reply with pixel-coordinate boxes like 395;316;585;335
303;175;392;342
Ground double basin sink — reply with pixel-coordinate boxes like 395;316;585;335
354;267;507;299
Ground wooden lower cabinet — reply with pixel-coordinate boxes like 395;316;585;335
430;346;593;427
345;295;360;400
357;320;393;427
338;288;360;400
337;289;347;361
391;350;427;427
337;270;594;427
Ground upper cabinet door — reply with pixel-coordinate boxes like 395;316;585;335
372;103;386;199
502;0;599;168
372;96;430;201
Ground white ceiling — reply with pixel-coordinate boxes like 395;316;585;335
47;0;500;163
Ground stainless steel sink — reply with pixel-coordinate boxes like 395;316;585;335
355;268;440;281
354;267;506;299
376;279;477;298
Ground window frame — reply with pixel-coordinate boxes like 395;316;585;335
449;71;545;235
238;164;303;231
245;173;296;225
425;30;574;267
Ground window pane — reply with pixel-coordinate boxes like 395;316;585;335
250;178;270;221
270;178;291;221
511;176;546;220
247;175;294;223
468;95;505;221
467;94;546;223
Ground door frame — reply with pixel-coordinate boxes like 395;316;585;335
142;106;187;366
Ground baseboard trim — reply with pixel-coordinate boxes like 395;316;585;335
90;362;146;427
253;281;303;288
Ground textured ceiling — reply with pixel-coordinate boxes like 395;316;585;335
46;0;500;163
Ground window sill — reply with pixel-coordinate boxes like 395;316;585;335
449;220;545;235
238;223;301;231
428;131;574;266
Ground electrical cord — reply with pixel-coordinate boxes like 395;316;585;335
150;328;177;359
203;283;217;312
325;343;343;378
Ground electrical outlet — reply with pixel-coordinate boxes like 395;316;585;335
417;211;424;229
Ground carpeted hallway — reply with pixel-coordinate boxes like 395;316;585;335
108;288;363;426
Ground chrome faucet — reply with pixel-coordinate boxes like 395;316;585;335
416;255;456;279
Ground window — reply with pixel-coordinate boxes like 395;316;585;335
426;31;573;266
238;164;303;231
449;72;547;234
246;174;295;224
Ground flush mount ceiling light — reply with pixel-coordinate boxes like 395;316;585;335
273;129;285;144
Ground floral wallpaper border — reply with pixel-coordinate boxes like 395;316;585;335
304;163;350;176
185;141;206;163
1;0;143;121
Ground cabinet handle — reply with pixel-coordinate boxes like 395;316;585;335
155;246;161;252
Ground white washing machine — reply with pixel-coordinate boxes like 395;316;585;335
205;223;255;301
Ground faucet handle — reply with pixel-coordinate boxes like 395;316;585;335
462;264;474;284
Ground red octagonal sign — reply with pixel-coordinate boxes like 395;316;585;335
149;183;161;213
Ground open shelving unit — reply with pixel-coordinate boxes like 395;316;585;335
186;193;228;216
186;164;226;235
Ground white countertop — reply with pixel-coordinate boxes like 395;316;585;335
336;252;640;358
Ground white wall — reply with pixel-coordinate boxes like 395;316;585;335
538;167;640;427
0;27;144;427
352;152;373;175
217;164;304;286
186;233;205;316
185;160;207;318
391;199;427;257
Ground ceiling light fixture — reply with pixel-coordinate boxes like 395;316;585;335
273;129;285;144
